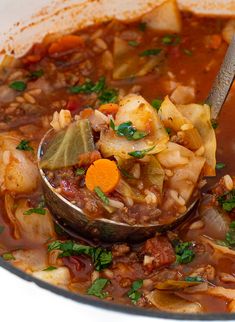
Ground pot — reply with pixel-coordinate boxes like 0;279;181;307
0;0;235;321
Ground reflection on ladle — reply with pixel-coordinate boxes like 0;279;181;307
37;36;235;243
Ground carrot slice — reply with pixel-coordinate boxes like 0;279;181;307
85;159;120;193
98;103;119;115
80;108;94;119
48;35;84;55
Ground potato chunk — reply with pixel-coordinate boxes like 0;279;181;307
142;0;182;33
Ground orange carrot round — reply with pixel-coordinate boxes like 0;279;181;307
85;159;120;193
98;103;119;115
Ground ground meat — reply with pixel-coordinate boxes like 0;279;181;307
142;235;176;271
112;243;130;257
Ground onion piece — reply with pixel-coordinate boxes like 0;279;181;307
198;194;230;240
155;279;202;291
201;236;235;256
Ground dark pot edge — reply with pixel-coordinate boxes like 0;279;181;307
1;258;235;321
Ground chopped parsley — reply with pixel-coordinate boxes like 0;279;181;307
211;119;218;129
43;266;57;271
185;276;204;283
128;40;139;47
70;77;105;94
138;22;147;32
110;120;147;141
128;146;155;159
2;252;15;261
29;69;44;79
216;162;225;170
16;140;33;151
183;49;193;56
218;190;235;212
9;80;27;92
87;278;110;298
98;88;118;104
174;241;195;264
94;186;110;205
75;167;86;176
151;98;163;110
55;224;65;236
217;221;235;248
165;127;171;134
48;240;112;271
70;76;118;104
23;207;46;215
0;226;5;234
127;279;143;304
162;34;181;45
118;166;134;179
139;48;162;57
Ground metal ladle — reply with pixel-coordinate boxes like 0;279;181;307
38;36;235;243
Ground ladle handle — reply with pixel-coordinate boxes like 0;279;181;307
206;35;235;119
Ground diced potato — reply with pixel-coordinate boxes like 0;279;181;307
222;19;235;44
32;267;71;287
142;0;182;33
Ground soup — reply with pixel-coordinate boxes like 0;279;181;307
1;0;235;314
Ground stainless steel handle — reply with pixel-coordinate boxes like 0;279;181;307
206;35;235;119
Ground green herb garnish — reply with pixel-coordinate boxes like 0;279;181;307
216;162;225;170
118;166;134;179
127;279;143;304
110;120;147;141
16;140;33;151
138;22;147;32
128;146;155;159
70;77;118;104
98;88;118;104
87;278;110;298
55;224;65;236
139;48;162;57
165;127;171;134
217;221;235;248
94;186;110;205
185;276;204;282
48;240;112;271
211;119;218;129
75;168;86;176
23;208;46;215
43;266;57;271
183;49;193;56
151;98;163;110
162;34;181;45
174;241;195;264
0;226;5;234
70;76;105;94
128;40;139;47
218;190;235;212
2;252;15;261
9;80;27;92
29;69;44;79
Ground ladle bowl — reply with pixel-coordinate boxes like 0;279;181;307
38;36;235;243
